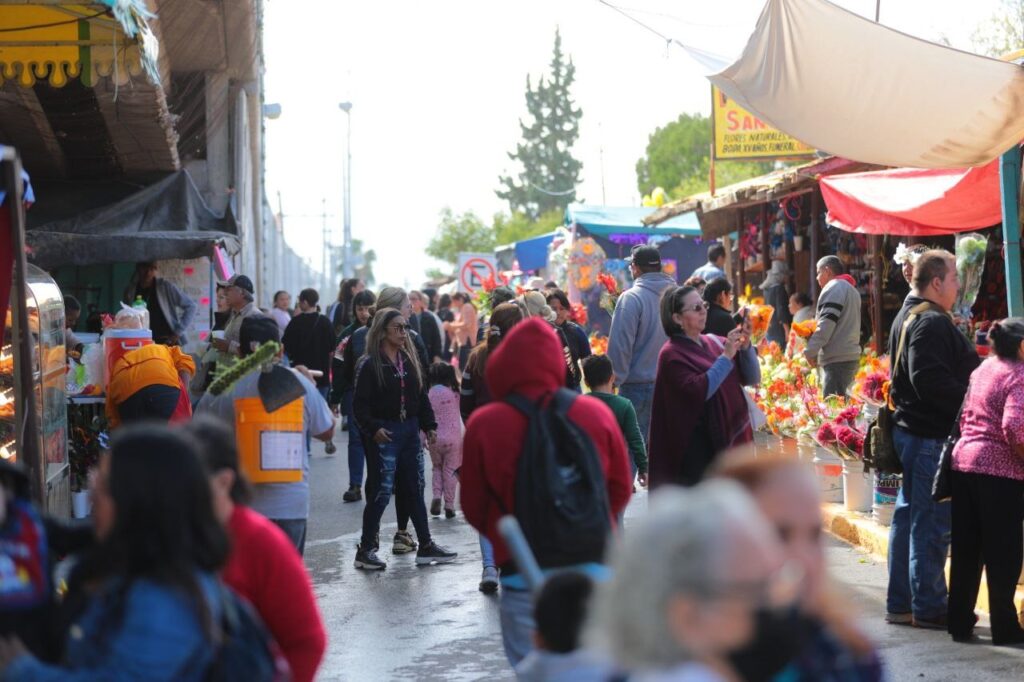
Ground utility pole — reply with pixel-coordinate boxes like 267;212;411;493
321;198;329;297
339;102;354;279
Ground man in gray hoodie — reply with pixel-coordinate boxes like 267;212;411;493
607;245;675;444
804;255;862;397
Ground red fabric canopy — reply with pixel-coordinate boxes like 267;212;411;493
819;159;1002;236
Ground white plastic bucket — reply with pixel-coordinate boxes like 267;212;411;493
842;460;873;512
872;472;901;527
71;490;91;519
813;447;844;503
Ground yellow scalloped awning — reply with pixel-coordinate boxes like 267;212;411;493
0;4;158;88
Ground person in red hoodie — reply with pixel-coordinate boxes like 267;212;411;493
186;416;326;682
461;318;632;668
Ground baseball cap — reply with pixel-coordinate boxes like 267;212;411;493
219;274;255;295
239;315;280;357
626;245;661;268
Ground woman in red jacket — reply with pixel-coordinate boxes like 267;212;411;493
460;318;632;667
186;416;327;682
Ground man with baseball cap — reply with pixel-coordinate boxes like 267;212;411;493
212;274;261;361
607;244;675;460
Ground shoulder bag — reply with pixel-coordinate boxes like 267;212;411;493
932;385;969;503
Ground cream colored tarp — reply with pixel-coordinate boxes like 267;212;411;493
696;0;1024;169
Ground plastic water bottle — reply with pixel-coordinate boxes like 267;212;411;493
132;295;150;330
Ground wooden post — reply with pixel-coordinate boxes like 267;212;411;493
722;234;734;284
810;191;822;299
871;234;885;353
760;203;771;274
785;203;797;293
736;210;747;296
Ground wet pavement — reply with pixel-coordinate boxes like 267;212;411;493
306;430;1024;681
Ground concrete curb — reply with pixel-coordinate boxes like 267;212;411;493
822;502;1024;619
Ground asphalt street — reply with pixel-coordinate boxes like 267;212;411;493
306;430;1024;681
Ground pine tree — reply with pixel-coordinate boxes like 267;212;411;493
496;30;583;220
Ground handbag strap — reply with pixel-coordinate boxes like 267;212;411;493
890;301;945;409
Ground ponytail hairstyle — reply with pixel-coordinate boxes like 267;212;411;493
467;302;524;386
989;318;1024;360
365;308;423;391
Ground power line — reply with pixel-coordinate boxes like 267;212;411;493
0;9;107;33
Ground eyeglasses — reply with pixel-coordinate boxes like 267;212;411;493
679;301;709;313
388;323;410;333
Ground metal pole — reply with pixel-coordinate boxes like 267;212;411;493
322;198;329;295
1;147;41;505
1000;146;1024;317
340;102;353;279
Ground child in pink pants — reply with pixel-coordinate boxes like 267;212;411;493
426;362;464;518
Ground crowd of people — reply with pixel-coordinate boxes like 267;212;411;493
3;236;1023;679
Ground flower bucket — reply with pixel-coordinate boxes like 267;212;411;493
842;460;873;512
796;439;816;462
812;446;843;503
872;472;901;527
72;490;91;519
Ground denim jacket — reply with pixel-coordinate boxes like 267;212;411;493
5;573;221;681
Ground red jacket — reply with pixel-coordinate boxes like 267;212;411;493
222;506;326;682
460;318;632;569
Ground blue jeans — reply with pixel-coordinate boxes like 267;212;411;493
821;360;859;398
360;419;431;548
343;390;365;487
886;427;951;619
618;382;654;442
271;518;307;557
499;588;535;667
480;535;496;569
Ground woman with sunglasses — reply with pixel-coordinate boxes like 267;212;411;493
352;308;457;570
648;285;760;488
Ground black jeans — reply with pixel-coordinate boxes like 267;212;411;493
360;419;430;549
948;470;1024;641
117;384;180;424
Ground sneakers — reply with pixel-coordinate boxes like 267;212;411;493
324;441;337;455
885;612;912;626
342;485;362;503
479;566;499;593
430;498;442;517
445;508;456;519
392;530;418;554
912;614;948;630
354;544;386;570
416;541;458;565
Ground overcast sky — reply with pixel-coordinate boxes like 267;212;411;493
263;0;1002;290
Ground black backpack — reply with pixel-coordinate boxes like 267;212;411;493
505;389;612;569
205;584;291;682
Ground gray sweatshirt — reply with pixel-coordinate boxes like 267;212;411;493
607;271;676;385
806;276;862;365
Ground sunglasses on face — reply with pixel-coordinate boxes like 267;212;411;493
389;323;410;333
680;301;709;313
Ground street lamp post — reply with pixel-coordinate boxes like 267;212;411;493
339;101;353;279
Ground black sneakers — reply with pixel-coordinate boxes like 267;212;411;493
354;544;386;570
430;498;442;517
342;485;362;503
415;541;458;566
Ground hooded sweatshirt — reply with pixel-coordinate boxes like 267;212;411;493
805;274;862;365
607;271;676;385
460;319;633;570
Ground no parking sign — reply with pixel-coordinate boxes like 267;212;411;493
457;253;497;293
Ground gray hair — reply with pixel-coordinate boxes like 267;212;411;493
816;255;845;276
376;286;407;311
587;481;772;670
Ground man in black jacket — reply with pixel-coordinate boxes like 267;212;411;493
885;250;979;630
409;290;443;362
283;288;338;454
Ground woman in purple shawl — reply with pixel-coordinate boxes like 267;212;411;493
649;285;760;487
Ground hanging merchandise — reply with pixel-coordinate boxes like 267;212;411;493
567;237;606;292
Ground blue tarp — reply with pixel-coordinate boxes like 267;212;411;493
564;204;701;236
514;231;557;272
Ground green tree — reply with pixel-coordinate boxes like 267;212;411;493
426;207;496;267
636;113;774;199
493;208;563;246
497;29;583;219
336;238;377;287
971;0;1024;57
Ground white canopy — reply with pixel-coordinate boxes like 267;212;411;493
694;0;1024;169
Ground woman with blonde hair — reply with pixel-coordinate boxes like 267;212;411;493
517;291;581;388
715;455;883;680
352;307;456;571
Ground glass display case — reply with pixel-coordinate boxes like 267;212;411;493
0;264;69;516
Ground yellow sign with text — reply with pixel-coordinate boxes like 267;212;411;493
712;86;816;161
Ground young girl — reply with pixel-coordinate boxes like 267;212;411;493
426;361;463;519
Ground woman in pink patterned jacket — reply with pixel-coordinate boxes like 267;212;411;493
948;318;1024;645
